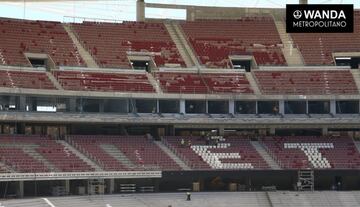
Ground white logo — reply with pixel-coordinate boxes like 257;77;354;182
293;10;302;19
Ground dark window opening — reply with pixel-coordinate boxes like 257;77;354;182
235;101;256;114
336;101;359;114
257;101;279;114
134;99;157;113
285;101;306;114
275;129;322;136
131;60;150;72
231;59;251;72
159;100;179;113
208;101;229;114
104;99;128;113
78;99;101;113
335;57;360;69
185;100;206;114
308;101;330;114
29;58;47;68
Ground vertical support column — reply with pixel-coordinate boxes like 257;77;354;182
99;100;105;113
219;126;225;136
65;180;70;195
156;99;159;113
229;100;235;114
17;181;24;198
306;100;309;114
255;101;259;114
180;99;186;114
19;96;26;111
269;127;276;135
69;98;77;112
205;100;209;114
279;100;285;115
136;0;145;22
109;179;115;194
330;100;336;115
299;0;308;4
322;127;328;136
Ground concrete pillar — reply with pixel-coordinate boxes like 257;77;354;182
255;101;259;114
229;100;235;114
19;96;26;111
299;0;308;4
269;128;276;135
99;100;104;113
69;98;77;112
17;181;24;198
136;0;145;22
279;100;285;115
156;99;159;113
180;100;186;114
109;179;115;194
330;100;336;114
219;126;225;136
65;180;70;195
322;127;328;136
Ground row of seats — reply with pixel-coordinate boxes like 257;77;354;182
163;136;269;169
0;18;84;67
68;135;181;171
290;11;360;65
72;21;185;68
0;69;56;90
155;72;253;94
253;70;358;95
180;17;286;68
261;136;360;169
53;70;155;92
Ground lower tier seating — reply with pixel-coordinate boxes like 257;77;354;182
68;135;181;171
53;70;155;92
261;136;360;169
155;72;253;94
253;70;358;95
0;70;56;90
0;135;94;172
163;136;269;170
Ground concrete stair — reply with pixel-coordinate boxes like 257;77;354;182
100;144;136;169
350;70;360;92
22;147;58;172
145;72;163;93
63;24;99;68
245;72;262;95
154;141;191;170
251;141;281;170
57;140;103;171
274;21;304;66
46;71;63;90
353;140;360;154
165;22;200;68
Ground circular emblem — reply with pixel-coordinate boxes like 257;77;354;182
293;10;302;19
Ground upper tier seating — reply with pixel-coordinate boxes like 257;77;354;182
261;136;360;169
0;135;94;172
68;135;181;171
253;70;358;95
53;70;155;92
0;70;56;90
163;136;269;170
0;18;84;67
180;17;286;68
72;21;185;68
155;72;253;94
290;11;360;65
